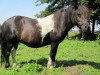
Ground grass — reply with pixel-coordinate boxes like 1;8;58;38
0;39;100;75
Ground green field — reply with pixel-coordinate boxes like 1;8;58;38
0;39;100;75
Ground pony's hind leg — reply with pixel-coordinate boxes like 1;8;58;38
4;42;13;68
47;42;59;69
11;47;17;67
11;41;19;68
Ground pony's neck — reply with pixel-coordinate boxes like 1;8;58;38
53;7;75;37
64;6;75;32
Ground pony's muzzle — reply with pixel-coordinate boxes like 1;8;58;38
81;23;91;33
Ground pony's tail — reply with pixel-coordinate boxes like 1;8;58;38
0;24;4;65
1;47;5;66
0;24;6;66
0;24;2;65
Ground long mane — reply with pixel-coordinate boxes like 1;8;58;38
53;5;89;30
53;6;73;32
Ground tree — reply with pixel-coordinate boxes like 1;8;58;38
35;0;73;18
88;0;100;33
35;0;99;17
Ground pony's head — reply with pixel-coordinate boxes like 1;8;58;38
70;0;91;36
54;4;91;38
72;5;91;37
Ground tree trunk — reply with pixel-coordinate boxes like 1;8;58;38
92;19;95;33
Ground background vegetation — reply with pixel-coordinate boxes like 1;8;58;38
35;0;100;18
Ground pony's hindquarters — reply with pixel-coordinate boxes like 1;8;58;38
0;17;19;68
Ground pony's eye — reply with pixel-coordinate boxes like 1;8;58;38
77;13;81;17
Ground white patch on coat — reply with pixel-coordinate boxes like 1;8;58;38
37;14;55;43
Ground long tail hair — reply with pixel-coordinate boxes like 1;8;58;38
0;25;5;65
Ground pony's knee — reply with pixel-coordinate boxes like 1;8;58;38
11;47;16;56
11;47;16;63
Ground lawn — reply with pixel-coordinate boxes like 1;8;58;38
0;39;100;75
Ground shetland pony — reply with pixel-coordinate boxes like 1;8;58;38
1;5;91;68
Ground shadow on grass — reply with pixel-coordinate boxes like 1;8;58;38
57;60;100;69
20;58;100;69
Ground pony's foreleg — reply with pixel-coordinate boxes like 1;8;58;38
11;47;17;67
47;42;59;69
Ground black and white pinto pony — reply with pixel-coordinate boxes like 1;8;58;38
0;5;91;68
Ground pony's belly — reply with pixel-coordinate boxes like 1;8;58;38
19;39;41;48
20;39;51;48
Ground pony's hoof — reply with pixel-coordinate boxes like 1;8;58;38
47;62;56;69
12;63;17;68
12;63;20;68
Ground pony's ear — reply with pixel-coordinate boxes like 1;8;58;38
73;0;78;9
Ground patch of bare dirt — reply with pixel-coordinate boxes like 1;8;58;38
64;66;84;75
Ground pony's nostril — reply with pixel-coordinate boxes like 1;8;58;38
85;26;87;28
